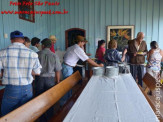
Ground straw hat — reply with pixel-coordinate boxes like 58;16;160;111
75;35;88;43
49;35;57;41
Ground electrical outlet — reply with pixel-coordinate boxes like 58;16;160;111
4;34;8;38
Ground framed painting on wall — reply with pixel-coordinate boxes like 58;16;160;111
107;25;135;51
18;0;35;23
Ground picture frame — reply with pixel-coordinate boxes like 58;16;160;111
18;0;35;23
107;25;135;51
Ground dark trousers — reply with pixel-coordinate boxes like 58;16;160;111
130;64;144;87
1;84;32;116
35;76;55;122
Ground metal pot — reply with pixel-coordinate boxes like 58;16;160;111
105;66;119;77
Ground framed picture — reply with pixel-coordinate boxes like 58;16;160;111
18;0;35;23
107;25;135;51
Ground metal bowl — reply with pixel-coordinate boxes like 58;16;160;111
92;67;105;76
105;66;119;77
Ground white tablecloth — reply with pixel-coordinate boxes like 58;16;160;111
64;74;159;122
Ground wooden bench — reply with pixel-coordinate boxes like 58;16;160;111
0;71;81;122
143;73;157;94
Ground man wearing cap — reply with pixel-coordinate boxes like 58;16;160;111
49;35;57;53
60;35;103;106
35;38;62;121
30;37;40;52
0;31;42;116
35;38;62;95
81;38;91;56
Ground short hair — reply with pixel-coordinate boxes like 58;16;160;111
150;41;158;49
31;37;40;46
98;40;105;49
24;36;30;43
108;40;117;49
41;38;52;48
12;37;24;41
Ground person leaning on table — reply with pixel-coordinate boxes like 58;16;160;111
60;35;104;106
0;30;42;116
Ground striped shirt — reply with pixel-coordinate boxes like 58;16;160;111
0;42;42;85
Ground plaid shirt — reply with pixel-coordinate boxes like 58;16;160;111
0;42;42;85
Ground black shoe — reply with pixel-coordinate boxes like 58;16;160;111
147;90;152;96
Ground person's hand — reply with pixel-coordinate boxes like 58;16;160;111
99;64;104;67
57;81;60;84
143;52;147;56
134;53;137;56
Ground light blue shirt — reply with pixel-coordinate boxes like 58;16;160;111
30;46;39;52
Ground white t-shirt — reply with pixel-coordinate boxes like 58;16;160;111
64;44;89;66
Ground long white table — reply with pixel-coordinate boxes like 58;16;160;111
64;74;159;122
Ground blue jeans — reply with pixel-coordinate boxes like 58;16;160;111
60;63;73;106
1;84;33;116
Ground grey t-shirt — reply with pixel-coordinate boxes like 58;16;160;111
37;48;62;77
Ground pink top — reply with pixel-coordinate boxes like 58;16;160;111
50;43;55;53
96;47;105;62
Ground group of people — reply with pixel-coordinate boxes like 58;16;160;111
96;32;163;88
0;31;103;121
0;30;163;121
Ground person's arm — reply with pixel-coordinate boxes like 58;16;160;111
32;71;40;76
55;71;61;84
146;51;150;61
121;49;127;62
32;54;42;75
147;49;153;61
87;59;103;67
54;55;62;83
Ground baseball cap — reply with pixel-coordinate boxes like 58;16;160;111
10;30;24;39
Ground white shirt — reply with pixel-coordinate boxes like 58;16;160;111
0;42;42;85
63;44;89;67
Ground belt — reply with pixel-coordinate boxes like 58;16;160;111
63;62;74;67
